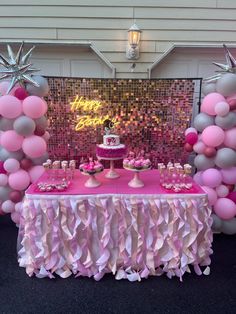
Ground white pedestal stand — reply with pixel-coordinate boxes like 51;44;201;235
124;167;151;188
84;174;101;188
97;156;123;179
128;171;144;188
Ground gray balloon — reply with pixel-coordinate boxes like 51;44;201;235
202;82;216;96
216;73;236;96
0;186;11;202
0;148;11;161
194;113;215;132
0;118;14;131
215;112;236;130
31;152;49;165
34;116;48;129
0;148;24;161
215;148;236;168
13;116;36;136
221;218;236;235
211;214;222;232
194;154;215;170
9;150;24;161
26;75;49;97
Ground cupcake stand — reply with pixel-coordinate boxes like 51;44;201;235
123;166;150;188
81;169;103;187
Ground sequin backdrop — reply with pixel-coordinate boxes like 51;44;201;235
45;78;199;167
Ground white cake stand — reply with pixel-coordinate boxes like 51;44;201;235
123;166;151;188
81;169;103;188
97;156;123;179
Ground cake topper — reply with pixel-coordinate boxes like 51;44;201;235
103;119;114;135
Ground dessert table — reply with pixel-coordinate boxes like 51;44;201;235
18;169;213;281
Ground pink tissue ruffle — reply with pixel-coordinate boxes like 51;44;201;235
18;194;213;281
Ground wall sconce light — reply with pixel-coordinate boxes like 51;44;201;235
126;23;141;60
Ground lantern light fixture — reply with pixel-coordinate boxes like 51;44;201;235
126;23;141;60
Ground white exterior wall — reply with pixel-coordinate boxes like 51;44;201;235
0;0;236;78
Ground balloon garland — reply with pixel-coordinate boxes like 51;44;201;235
184;45;236;234
0;43;50;224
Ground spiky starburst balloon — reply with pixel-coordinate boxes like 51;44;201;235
0;42;40;94
204;44;236;82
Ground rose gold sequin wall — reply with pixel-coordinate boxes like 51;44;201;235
45;78;199;167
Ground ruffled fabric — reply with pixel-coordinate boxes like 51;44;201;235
18;194;213;281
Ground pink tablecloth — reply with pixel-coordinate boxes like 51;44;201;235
18;170;213;281
26;169;204;195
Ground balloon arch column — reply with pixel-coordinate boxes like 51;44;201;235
0;43;50;224
184;45;236;235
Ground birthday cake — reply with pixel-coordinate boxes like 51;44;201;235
96;119;127;159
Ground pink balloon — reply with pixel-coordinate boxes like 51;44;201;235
227;191;236;203
214;198;236;220
42;131;50;142
221;167;236;184
201;186;218;206
215;101;230;117
0;95;22;118
0;174;8;186
224;128;236;149
11;211;20;224
215;185;229;198
201;93;225;116
10;190;22;203
185;132;198;145
20;158;33;171
227;93;236;109
14;87;28;100
201;125;225;147
202;168;222;188
28;165;45;183
193;171;204;186
22;135;46;158
14;202;22;213
0;81;20;96
193;141;206;154
3;158;20;173
0;130;24;151
204;146;217;158
22;96;47;119
0;161;7;174
185;127;197;136
184;143;193;152
1;200;15;213
8;169;30;191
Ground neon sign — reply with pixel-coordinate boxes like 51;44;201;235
70;95;119;131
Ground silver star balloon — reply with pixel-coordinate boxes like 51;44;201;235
0;42;40;94
204;44;236;82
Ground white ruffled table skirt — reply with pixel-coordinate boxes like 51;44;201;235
18;193;213;281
